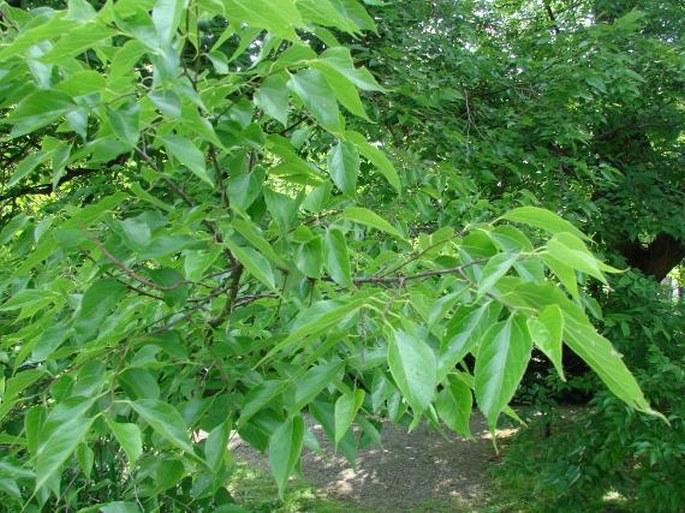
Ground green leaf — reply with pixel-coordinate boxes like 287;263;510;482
7;90;76;137
287;70;341;131
563;309;652;413
438;302;502;381
328;140;359;195
160;135;213;187
149;89;182;118
119;216;152;251
546;232;621;284
183;249;220;281
477;252;518;297
290;360;343;413
98;502;142;513
334;389;364;447
107;102;141;148
259;297;367;364
327;0;377;32
25;406;45;457
232;219;287;268
35;403;94;491
436;375;472;438
73;279;126;343
317;47;383;91
107;421;143;469
528;304;565;381
542;253;580;302
224;238;276;290
319;66;369;120
323;228;352;287
66;0;97;22
130;399;195;455
500;206;587;241
346;132;401;192
296;0;362;34
474;315;533;430
8;150;52;188
237;381;284;427
0;370;45;422
341;207;402;238
205;418;232;473
255;74;290;126
153;0;187;46
268;416;304;497
224;0;303;39
387;329;437;415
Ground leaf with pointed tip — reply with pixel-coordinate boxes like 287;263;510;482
269;416;304;496
328;140;359;195
438;302;502;381
323;228;352;287
255;74;290;126
474;315;532;430
342;207;402;238
130;399;194;455
107;421;143;470
334;389;364;447
528;305;564;380
160;135;213;187
288;70;341;131
500;207;587;241
388;329;437;414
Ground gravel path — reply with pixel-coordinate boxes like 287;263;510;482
230;415;518;511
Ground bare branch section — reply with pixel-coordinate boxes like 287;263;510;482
85;232;189;291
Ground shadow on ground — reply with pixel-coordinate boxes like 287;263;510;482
230;416;519;512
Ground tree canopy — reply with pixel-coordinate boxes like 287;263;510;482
0;0;681;510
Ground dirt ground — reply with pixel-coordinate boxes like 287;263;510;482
230;415;520;512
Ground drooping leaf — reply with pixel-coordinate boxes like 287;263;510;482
334;389;365;447
73;279;126;343
474;315;533;430
477;252;518;297
528;304;565;380
224;238;276;290
436;375;473;438
289;360;344;413
7;90;76;137
342;207;403;238
107;421;143;470
129;399;195;455
438;302;502;381
35;402;95;491
327;140;359;195
205;418;232;473
323;228;352;286
255;74;290;126
387;329;437;415
500;206;587;241
346;131;401;191
152;0;187;47
160;135;213;187
288;70;341;131
268;416;304;496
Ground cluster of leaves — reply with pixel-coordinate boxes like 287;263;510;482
0;0;654;511
360;0;684;279
494;272;685;512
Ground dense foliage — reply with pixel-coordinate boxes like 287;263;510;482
0;0;680;511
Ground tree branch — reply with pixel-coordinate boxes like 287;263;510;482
0;167;100;202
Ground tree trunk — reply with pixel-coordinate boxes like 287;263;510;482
617;233;685;282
